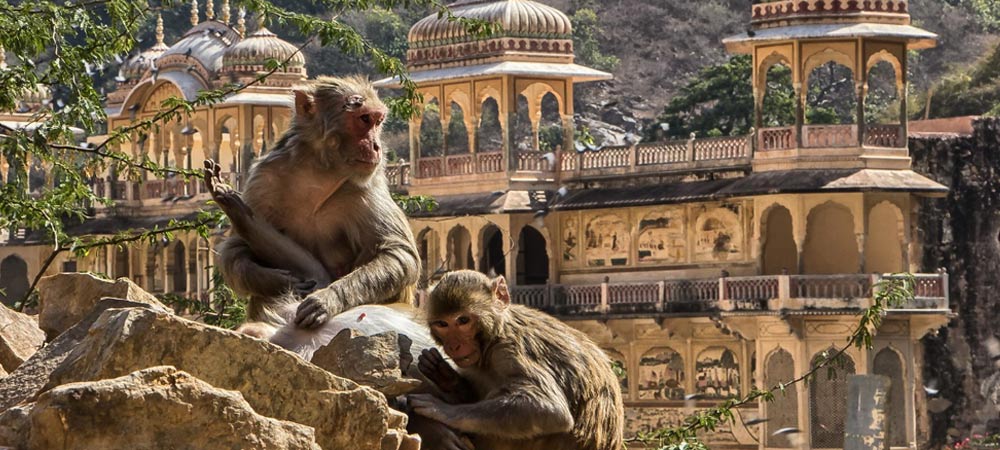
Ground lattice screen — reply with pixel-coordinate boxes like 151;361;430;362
810;349;856;448
766;349;798;448
874;348;907;447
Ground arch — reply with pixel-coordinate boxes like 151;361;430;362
810;349;856;449
538;92;563;153
638;347;685;400
476;86;501;107
447;226;474;271
0;255;29;307
419;99;444;157
756;50;792;89
171;241;187;294
761;62;795;127
695;347;740;399
765;348;798;448
873;347;907;447
445;101;470;155
147;245;164;293
252;114;267;156
511;94;534;151
217;116;240;174
802;48;856;88
517;226;549;285
604;348;629;395
476;97;503;153
865;59;901;125
866;201;904;273
518;82;563;116
805;60;857;125
478;225;506;278
761;204;797;275
803;202;859;274
865;50;904;90
113;246;130;279
417;228;443;284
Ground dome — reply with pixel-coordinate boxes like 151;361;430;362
120;14;170;82
406;0;574;69
409;0;572;45
222;27;305;75
160;20;240;74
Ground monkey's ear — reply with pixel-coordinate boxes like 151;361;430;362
294;90;316;120
492;276;511;307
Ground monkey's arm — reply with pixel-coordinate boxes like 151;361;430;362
218;236;312;298
410;347;573;439
295;206;419;327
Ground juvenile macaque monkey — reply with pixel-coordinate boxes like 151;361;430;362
208;75;420;333
409;270;625;450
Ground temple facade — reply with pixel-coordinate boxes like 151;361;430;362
0;1;952;448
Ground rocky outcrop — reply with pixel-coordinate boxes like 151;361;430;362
0;306;43;372
43;307;412;450
0;298;167;411
36;272;164;340
23;366;322;450
312;329;423;398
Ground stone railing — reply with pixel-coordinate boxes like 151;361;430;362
384;163;411;189
486;272;949;316
758;126;796;151
561;135;753;179
751;0;910;28
864;124;904;148
803;124;858;148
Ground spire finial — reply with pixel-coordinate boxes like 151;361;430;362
256;13;266;30
190;0;199;26
206;0;214;20
155;13;165;46
237;8;246;38
221;0;230;24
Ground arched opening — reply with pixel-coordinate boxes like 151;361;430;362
605;348;629;395
538;93;563;155
695;347;740;399
638;347;685;400
445;101;470;155
417;229;442;284
762;62;795;127
865;60;900;125
866;202;904;273
765;348;798;448
476;97;503;153
810;349;856;449
0;255;30;307
419;99;443;157
218;117;239;174
147;245;164;293
806;61;857;125
803;203;859;274
511;94;533;152
252;114;267;156
873;348;906;447
171;241;187;294
113;246;130;279
478;225;506;278
446;226;474;271
762;205;797;275
517;226;549;285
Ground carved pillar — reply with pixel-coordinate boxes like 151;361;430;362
857;82;868;147
857;232;867;273
794;83;805;148
899;55;909;145
504;224;518;286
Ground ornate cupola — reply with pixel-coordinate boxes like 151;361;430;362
723;0;937;171
221;18;306;85
119;14;170;85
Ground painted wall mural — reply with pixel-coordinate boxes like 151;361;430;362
693;205;745;262
605;349;629;394
638;347;685;400
637;209;687;264
584;214;629;267
695;347;741;399
625;407;742;445
562;216;579;263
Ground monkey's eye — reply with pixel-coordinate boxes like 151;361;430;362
361;114;372;125
456;316;471;325
431;320;449;329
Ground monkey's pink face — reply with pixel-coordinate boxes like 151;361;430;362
343;100;387;172
429;313;482;368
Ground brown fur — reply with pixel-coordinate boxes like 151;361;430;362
416;270;624;450
215;76;419;327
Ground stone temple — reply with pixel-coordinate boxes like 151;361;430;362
0;0;953;448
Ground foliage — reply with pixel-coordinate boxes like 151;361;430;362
916;40;1000;119
632;274;915;450
967;0;1000;31
570;8;619;72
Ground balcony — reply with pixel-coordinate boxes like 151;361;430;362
457;272;951;318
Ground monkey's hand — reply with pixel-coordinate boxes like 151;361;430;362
418;348;463;393
409;393;457;426
204;159;254;235
294;287;341;329
407;414;474;450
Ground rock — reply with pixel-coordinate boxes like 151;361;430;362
45;307;414;450
0;403;30;448
36;273;165;340
0;306;44;372
0;298;169;412
312;329;423;398
28;366;321;450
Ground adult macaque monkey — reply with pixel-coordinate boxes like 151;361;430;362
410;270;625;450
208;75;419;332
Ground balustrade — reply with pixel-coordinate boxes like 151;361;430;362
758;126;796;151
418;157;444;178
607;283;659;305
693;136;748;160
446;154;475;176
516;151;553;172
791;274;871;299
581;145;630;170
477;152;503;173
803;124;858;148
636;141;687;165
865;124;904;148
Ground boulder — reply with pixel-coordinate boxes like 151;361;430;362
312;330;422;398
44;307;416;450
0;298;167;411
0;306;44;372
36;273;165;340
28;366;321;450
0;403;30;448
